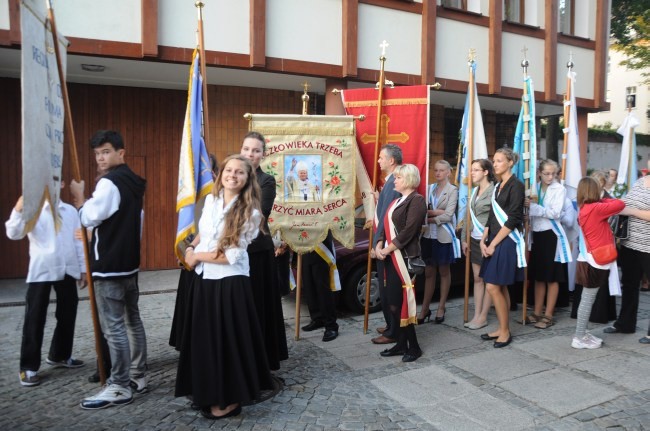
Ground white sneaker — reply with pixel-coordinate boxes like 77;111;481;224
586;332;603;345
129;375;148;394
80;384;133;409
571;335;602;349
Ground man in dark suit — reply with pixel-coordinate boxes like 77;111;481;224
371;144;402;344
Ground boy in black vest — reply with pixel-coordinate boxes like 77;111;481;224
71;130;148;409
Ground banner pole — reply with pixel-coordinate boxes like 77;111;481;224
46;0;106;384
363;41;389;334
463;51;476;325
294;254;303;341
520;56;533;325
195;2;211;152
560;58;573;184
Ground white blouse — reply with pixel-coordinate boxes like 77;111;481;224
194;192;261;280
529;181;566;232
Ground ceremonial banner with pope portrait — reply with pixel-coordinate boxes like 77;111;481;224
248;114;356;254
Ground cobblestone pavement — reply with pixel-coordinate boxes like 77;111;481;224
0;270;649;430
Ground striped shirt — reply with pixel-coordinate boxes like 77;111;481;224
621;177;650;253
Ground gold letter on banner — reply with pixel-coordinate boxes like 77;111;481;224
250;114;357;254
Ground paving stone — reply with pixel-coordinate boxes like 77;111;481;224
1;272;650;430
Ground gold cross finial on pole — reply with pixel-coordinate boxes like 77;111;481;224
379;40;389;58
521;45;528;60
301;81;311;94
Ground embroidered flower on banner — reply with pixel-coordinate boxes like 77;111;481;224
264;161;282;190
298;230;309;241
333;215;347;230
324;163;345;195
335;138;350;148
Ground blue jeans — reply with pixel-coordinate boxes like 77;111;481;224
94;275;147;387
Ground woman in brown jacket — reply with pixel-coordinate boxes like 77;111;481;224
375;164;428;362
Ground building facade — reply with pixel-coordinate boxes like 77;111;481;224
0;0;611;277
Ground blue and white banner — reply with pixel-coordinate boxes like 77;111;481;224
512;76;536;195
20;0;68;233
456;62;488;225
175;49;214;265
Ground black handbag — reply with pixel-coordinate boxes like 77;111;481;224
406;257;426;276
612;215;629;240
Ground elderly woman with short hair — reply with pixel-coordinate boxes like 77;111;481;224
375;164;427;362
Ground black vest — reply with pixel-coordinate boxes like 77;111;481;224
90;164;146;279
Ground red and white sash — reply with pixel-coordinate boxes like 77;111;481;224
383;198;417;326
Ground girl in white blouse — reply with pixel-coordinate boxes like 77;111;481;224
176;155;273;420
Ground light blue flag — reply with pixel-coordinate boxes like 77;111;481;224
512;76;536;192
175;49;214;265
456;62;487;226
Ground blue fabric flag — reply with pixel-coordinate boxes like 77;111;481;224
512;76;536;193
175;49;214;265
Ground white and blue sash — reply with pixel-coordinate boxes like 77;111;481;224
429;183;461;258
549;219;572;263
491;185;527;268
469;187;484;238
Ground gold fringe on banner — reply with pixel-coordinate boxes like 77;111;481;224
253;127;356;137
343;98;429;109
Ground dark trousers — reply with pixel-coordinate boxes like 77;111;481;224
385;259;419;353
378;259;397;339
614;245;650;333
302;251;338;331
20;275;79;371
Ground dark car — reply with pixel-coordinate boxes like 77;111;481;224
333;206;467;313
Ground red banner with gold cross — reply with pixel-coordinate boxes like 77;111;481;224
341;85;430;198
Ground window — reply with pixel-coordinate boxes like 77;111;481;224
558;0;574;35
626;87;636;109
505;0;524;24
443;108;463;167
442;0;466;9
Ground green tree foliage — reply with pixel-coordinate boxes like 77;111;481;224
610;0;650;83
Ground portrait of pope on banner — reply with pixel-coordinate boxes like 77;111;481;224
285;155;322;202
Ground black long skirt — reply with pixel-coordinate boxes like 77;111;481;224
169;268;195;350
175;273;273;409
248;248;288;370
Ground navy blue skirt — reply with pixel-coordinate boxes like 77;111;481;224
421;237;456;266
479;234;524;286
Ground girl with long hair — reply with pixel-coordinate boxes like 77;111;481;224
479;147;525;348
176;155;273;420
572;177;624;349
460;159;496;330
526;159;569;329
240;131;288;370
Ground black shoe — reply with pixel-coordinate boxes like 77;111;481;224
402;349;422;362
603;326;619;334
88;373;100;383
493;335;513;348
417;310;432;325
480;333;498;341
302;321;325;332
322;329;338;342
434;310;445;324
380;347;406;357
200;405;241;420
